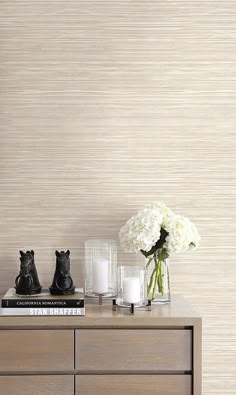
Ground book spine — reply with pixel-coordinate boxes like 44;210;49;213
1;299;84;308
0;307;85;316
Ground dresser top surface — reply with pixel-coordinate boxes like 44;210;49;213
0;294;201;329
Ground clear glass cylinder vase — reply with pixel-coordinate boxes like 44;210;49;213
85;239;117;297
145;256;170;303
116;266;146;307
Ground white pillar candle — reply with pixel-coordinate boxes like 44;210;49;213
123;277;141;304
92;259;109;294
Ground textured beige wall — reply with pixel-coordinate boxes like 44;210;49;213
0;1;236;393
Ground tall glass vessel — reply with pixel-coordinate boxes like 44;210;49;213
145;256;170;303
85;239;117;297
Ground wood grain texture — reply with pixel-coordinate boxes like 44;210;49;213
193;318;202;395
76;329;192;372
0;294;201;328
76;375;192;395
0;330;74;372
0;1;235;393
0;375;74;395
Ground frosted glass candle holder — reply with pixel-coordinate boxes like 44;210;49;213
85;240;117;298
116;266;146;307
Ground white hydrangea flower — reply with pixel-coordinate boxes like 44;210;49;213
164;214;200;254
119;201;200;256
119;205;164;253
145;201;175;228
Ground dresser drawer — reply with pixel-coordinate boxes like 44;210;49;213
0;330;74;372
76;375;191;395
76;329;192;372
0;375;74;395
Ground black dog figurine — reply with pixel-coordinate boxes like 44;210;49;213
50;250;75;295
15;250;42;295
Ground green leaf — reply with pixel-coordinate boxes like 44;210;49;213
141;245;157;258
158;248;169;261
140;228;169;257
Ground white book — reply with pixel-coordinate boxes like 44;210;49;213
0;307;85;316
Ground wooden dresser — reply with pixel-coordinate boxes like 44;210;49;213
0;295;201;395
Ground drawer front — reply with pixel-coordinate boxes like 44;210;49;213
0;375;74;395
76;329;191;372
76;375;191;395
0;330;74;372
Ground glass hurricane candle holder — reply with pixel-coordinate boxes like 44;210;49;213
85;239;117;298
116;266;146;308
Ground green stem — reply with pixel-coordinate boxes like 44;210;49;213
152;269;158;301
147;266;156;297
146;257;153;269
161;261;165;296
146;252;169;301
152;253;159;300
157;261;162;295
167;262;170;291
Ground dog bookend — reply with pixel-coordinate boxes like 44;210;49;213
49;250;75;295
15;250;42;295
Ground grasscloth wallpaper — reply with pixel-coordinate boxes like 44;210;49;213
0;1;236;393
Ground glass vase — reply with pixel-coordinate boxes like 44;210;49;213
145;255;170;303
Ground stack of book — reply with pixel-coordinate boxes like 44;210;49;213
0;288;85;316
